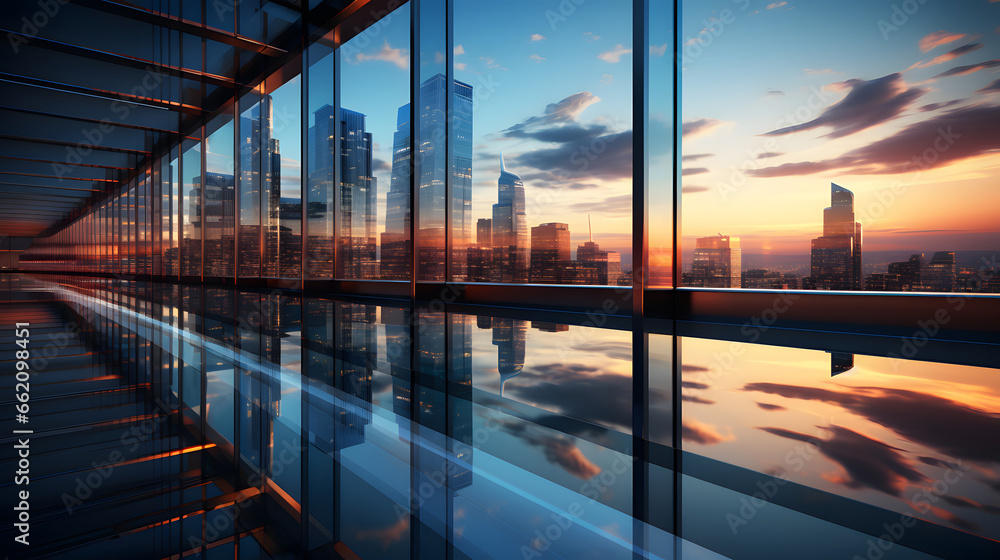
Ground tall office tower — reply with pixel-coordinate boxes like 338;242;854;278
886;253;922;291
577;218;622;285
382;104;411;280
809;183;862;290
492;156;529;282
263;136;283;277
530;222;570;283
493;317;527;396
477;218;492;246
922;251;956;292
308;106;376;279
195;172;236;276
381;75;474;280
238;95;275;276
688;235;742;288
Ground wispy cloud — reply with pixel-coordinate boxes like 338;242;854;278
750;104;1000;177
764;73;926;138
583;31;601;42
354;39;408;69
918;30;966;52
454;44;465;55
650;43;668;57
682;118;730;139
530;54;546;62
598;44;632;63
803;68;835;75
766;1;788;9
912;43;983;69
530;33;546;42
935;58;1000;78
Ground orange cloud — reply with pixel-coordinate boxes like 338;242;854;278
918;30;965;52
683;418;735;445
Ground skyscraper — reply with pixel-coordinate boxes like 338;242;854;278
492;156;529;283
477;218;492;246
922;251;956;292
530;222;570;283
809;183;862;290
577;218;622;286
381;75;474;280
309;105;376;279
688;235;742;288
381;104;411;280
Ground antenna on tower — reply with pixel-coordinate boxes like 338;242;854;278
588;214;593;242
500;153;506;173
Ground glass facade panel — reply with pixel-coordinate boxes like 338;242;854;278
265;75;302;279
678;0;1000;293
205;114;236;277
181;138;202;277
454;0;634;285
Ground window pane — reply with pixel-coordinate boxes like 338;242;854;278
181;138;202;277
455;0;633;285
305;43;335;279
679;0;1000;293
417;0;447;281
336;3;411;279
648;1;674;288
239;93;262;278
265;75;302;279
205;113;236;277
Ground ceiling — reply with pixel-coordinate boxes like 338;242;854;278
0;0;364;239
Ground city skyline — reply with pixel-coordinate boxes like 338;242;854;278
679;0;1000;262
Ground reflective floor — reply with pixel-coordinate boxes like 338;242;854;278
0;275;997;559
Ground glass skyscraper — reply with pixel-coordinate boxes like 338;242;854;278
492;156;529;283
382;74;474;280
809;183;863;290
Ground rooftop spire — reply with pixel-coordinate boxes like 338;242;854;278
588;214;593;242
500;153;506;173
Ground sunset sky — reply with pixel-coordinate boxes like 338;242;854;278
249;0;1000;271
679;0;1000;259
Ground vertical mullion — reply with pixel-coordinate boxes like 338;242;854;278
671;0;684;548
410;0;420;299
632;0;650;555
333;47;343;283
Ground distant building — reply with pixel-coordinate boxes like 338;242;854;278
921;251;956;292
742;269;798;289
809;183;862;290
688;235;741;288
492;156;529;282
530;222;570;283
887;254;922;291
477;218;492;247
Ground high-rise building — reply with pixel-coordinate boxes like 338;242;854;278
688;235;742;288
921;251;956;292
382;104;412;280
477;218;492;246
574;216;621;285
530;222;570;283
309;105;377;278
809;183;862;290
887;254;922;291
492;156;529;283
381;75;474;280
